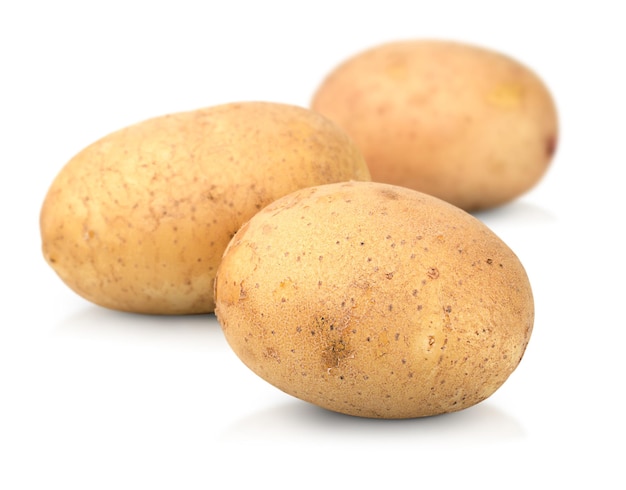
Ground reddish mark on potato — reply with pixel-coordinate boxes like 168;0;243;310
545;134;558;159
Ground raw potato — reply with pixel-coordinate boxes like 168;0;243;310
215;181;534;419
311;39;559;211
40;102;370;314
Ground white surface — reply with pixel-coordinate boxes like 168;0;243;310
2;1;624;488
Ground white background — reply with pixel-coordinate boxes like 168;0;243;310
2;1;625;488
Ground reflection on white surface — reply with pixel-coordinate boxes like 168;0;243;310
220;398;525;445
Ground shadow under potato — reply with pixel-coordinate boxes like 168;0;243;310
220;397;526;444
53;304;225;351
472;199;557;226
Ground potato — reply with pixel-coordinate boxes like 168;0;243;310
40;102;370;314
215;181;534;419
311;39;559;211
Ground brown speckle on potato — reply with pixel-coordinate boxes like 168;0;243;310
427;267;439;279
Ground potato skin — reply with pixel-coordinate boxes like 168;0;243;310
311;39;559;211
40;102;370;314
215;181;534;418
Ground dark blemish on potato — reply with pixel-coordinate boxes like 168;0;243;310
366;337;371;342
545;134;558;159
417;305;423;311
379;188;399;200
444;305;452;313
322;337;352;372
412;289;418;297
427;267;439;279
263;347;281;363
395;333;400;341
486;258;493;265
360;241;365;246
318;255;324;261
386;272;394;279
388;304;393;311
427;336;435;350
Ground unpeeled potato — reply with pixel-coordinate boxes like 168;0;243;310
215;181;534;418
311;39;559;211
40;102;370;314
